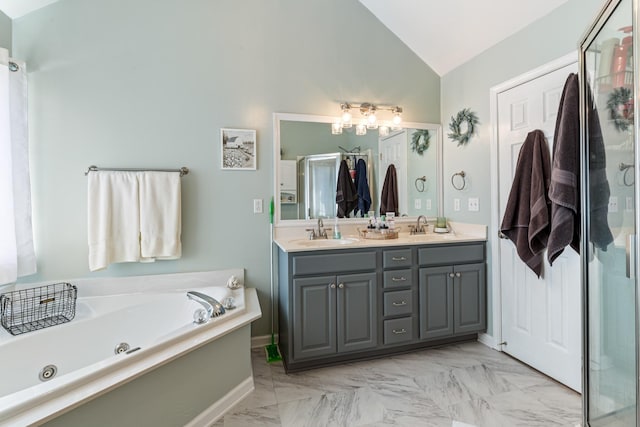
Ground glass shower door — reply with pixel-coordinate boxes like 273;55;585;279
582;0;637;425
304;153;341;219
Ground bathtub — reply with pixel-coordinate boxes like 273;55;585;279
0;269;261;426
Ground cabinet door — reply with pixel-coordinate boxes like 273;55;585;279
336;272;378;353
293;276;336;359
419;266;453;340
453;263;486;334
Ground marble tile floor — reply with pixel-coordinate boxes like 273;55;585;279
212;342;582;427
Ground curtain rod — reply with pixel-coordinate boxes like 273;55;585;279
84;165;189;176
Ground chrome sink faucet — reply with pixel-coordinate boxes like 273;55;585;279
306;218;329;240
410;215;428;235
187;291;226;323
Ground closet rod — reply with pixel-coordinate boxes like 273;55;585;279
84;165;189;176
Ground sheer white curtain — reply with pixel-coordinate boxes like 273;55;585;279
0;47;35;285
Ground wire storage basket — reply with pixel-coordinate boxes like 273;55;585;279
0;282;78;336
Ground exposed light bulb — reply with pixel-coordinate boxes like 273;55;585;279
392;113;402;125
332;121;343;135
367;113;377;124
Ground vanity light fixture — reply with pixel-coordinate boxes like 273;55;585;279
334;102;403;135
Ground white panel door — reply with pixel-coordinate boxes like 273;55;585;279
379;130;408;215
498;61;581;392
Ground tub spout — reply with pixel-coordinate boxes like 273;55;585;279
187;291;226;322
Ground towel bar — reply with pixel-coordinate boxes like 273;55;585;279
85;165;189;176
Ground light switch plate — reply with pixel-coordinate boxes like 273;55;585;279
468;198;479;212
627;197;633;212
426;199;432;211
253;199;263;214
414;199;422;210
454;198;460;211
608;196;618;213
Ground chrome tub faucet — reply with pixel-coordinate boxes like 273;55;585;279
187;291;226;324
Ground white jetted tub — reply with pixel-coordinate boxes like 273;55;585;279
0;269;261;426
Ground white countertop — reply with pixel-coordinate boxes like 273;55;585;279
274;221;487;253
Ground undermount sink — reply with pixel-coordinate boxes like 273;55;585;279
290;237;359;247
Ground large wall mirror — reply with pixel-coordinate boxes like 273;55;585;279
273;113;443;225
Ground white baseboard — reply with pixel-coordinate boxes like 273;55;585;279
251;334;279;349
478;333;500;350
185;376;254;427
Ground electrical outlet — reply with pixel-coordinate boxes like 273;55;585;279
414;199;422;210
454;198;460;211
627;197;634;211
468;197;479;212
426;199;432;211
253;199;263;214
608;196;618;213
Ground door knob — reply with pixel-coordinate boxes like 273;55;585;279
455;272;461;278
338;283;344;289
449;273;455;278
330;283;336;289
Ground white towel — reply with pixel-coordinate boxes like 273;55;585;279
88;171;141;271
139;171;182;260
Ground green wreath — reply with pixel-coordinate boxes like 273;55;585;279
411;130;431;155
606;87;633;132
448;108;479;146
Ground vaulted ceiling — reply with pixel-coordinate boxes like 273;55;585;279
1;0;569;76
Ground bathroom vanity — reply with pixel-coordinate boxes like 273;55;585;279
275;224;486;372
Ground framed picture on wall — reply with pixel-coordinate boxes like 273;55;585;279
221;128;257;170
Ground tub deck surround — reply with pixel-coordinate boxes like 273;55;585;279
274;221;487;252
0;270;262;427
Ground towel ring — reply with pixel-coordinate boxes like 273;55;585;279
451;171;466;191
620;162;635;187
415;176;426;192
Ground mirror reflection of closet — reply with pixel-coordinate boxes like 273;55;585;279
274;113;442;224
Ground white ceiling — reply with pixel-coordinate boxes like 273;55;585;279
359;0;570;75
1;0;569;76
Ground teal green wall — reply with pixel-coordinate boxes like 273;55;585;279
0;10;10;52
11;0;440;336
441;0;604;335
43;325;251;427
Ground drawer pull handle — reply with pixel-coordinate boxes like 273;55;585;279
330;283;336;289
391;277;407;282
392;328;407;335
338;283;344;289
392;301;407;306
392;256;407;261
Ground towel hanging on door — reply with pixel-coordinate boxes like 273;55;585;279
547;73;581;264
500;130;552;277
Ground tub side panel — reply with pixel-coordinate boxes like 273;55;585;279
42;325;252;427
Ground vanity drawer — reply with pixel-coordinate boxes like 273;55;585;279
383;269;413;289
292;251;376;276
418;243;484;267
383;248;413;269
383;290;413;316
383;317;413;345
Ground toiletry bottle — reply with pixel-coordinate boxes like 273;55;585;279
334;218;341;239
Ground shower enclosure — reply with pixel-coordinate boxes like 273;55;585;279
581;0;637;425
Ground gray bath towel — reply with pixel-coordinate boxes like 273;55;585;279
336;159;357;218
548;73;580;264
380;164;398;216
500;130;551;278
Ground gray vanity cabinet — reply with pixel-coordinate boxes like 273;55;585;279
418;243;486;340
280;249;378;366
293;272;377;360
278;241;486;372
